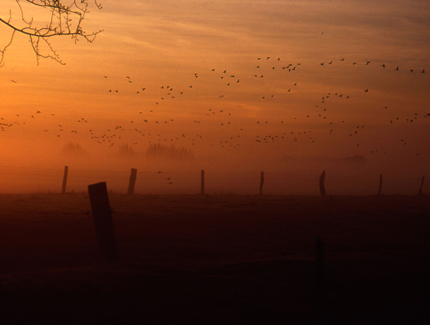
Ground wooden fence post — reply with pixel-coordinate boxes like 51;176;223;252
418;176;424;196
201;170;205;195
127;168;137;195
88;182;118;263
319;171;326;197
61;166;68;194
260;171;264;195
378;174;383;195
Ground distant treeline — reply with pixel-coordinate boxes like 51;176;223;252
145;143;195;160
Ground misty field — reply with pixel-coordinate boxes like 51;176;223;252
0;193;429;324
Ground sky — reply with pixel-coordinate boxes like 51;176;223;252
0;0;429;194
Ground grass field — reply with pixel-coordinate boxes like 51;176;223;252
0;193;429;324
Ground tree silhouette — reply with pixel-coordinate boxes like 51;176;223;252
0;0;103;66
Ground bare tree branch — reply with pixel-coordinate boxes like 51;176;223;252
0;0;103;66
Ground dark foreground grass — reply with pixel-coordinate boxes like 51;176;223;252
0;194;429;324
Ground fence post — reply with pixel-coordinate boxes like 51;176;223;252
378;174;383;195
418;176;424;196
260;171;264;195
127;168;137;195
201;170;205;195
319;171;326;197
88;182;118;263
61;166;68;194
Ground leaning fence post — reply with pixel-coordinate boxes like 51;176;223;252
418;176;424;196
127;168;137;195
201;170;205;195
319;171;326;197
260;171;264;195
378;174;383;195
61;166;68;194
88;182;118;263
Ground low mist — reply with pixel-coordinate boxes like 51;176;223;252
0;140;426;196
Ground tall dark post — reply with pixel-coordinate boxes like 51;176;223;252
61;166;68;194
316;237;325;311
201;170;205;195
127;168;137;195
88;182;118;263
378;174;383;195
260;171;264;195
418;176;424;196
319;170;326;197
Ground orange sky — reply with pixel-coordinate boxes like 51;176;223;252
0;0;429;193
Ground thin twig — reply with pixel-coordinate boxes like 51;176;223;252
0;0;102;65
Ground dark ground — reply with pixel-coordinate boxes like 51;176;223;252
0;194;429;324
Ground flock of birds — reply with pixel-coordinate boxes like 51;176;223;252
2;56;429;163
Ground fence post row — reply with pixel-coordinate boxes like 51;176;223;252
60;168;424;196
61;166;68;194
127;168;137;195
88;182;118;263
